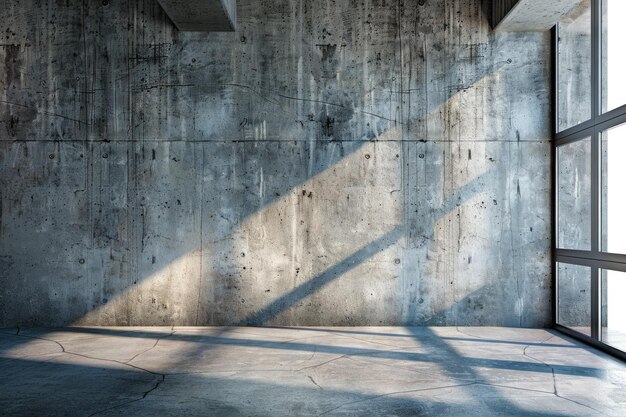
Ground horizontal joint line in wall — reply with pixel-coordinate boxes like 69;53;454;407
0;139;550;144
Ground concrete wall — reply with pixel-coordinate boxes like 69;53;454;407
0;0;552;327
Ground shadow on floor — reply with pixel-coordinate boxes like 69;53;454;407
1;326;610;416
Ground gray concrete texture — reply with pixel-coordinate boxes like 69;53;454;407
2;326;626;416
495;0;586;32
0;0;552;327
157;0;237;32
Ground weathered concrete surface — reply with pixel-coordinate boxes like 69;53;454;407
0;0;552;327
492;0;519;27
2;327;626;416
157;0;237;32
495;0;585;32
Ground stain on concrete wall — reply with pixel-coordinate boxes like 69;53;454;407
0;0;552;327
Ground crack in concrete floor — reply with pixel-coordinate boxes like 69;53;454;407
1;327;625;416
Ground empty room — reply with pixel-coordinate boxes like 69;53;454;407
1;0;626;415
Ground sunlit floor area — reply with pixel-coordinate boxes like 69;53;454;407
1;327;626;416
602;328;626;353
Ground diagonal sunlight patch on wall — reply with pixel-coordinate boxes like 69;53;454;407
239;226;405;326
14;24;523;329
428;193;493;315
65;54;517;328
69;138;406;326
77;252;205;325
226;140;405;326
66;70;506;328
403;42;551;326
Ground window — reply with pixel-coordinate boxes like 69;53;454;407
601;269;626;351
557;137;591;250
555;0;626;359
558;0;591;132
601;123;626;255
601;1;626;113
558;263;592;336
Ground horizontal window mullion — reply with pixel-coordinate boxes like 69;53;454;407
556;252;626;271
555;126;595;146
556;119;596;140
594;111;626;132
597;252;626;265
556;249;595;259
556;107;626;144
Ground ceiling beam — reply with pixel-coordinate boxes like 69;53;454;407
157;0;236;32
494;0;585;31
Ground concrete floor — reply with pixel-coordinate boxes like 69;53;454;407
1;327;626;416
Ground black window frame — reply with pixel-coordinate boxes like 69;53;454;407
554;0;626;361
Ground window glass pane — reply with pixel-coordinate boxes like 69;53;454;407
602;0;626;113
601;123;626;254
558;0;592;132
558;263;592;336
601;269;626;352
558;138;591;250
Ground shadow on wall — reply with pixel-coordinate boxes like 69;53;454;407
73;70;506;328
73;78;512;328
0;0;550;326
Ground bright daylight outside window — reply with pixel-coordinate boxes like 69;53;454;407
555;0;626;357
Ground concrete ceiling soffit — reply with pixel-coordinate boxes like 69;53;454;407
493;0;586;31
157;0;236;32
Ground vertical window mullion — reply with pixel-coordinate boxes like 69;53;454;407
591;0;602;340
554;146;560;326
554;24;560;136
553;24;559;328
592;267;600;339
592;127;600;339
592;0;601;120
